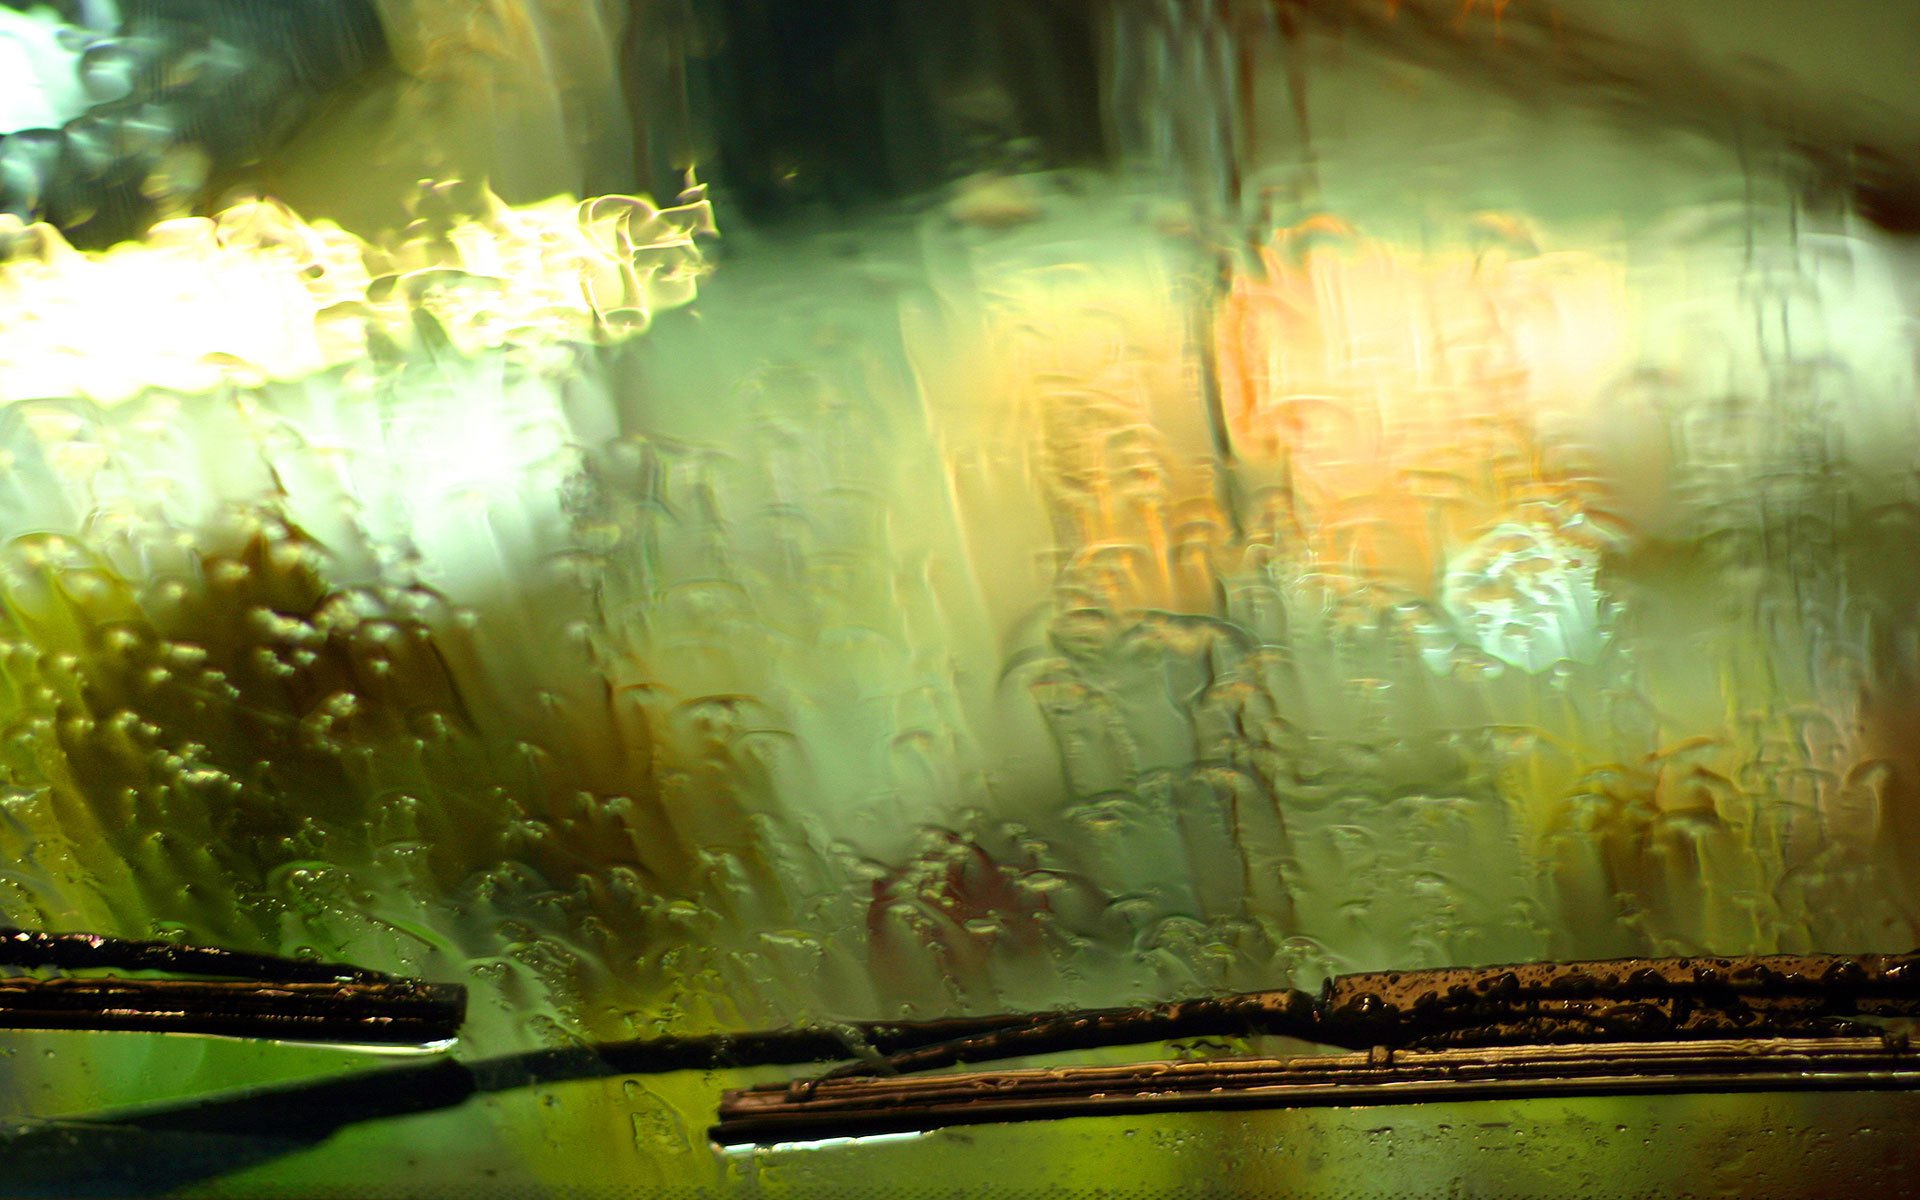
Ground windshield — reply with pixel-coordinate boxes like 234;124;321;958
0;0;1918;1196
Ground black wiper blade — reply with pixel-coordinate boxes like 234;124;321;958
0;927;465;1046
0;928;387;983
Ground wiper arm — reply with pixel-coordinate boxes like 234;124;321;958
0;927;465;1046
779;950;1920;1084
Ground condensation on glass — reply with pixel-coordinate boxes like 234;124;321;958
0;0;1917;1194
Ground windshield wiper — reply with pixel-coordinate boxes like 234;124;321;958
710;950;1920;1144
786;949;1920;1082
0;927;466;1046
7;948;1918;1192
716;1036;1920;1146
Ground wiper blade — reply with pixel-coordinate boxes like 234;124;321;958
715;1037;1920;1146
709;950;1920;1144
0;927;465;1046
0;928;388;982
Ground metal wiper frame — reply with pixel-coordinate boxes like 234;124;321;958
710;950;1920;1145
0;927;466;1045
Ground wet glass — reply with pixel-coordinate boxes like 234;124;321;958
0;0;1917;1195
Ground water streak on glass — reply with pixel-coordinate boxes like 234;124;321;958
0;0;1916;1193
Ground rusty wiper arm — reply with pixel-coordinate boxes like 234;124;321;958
0;927;465;1046
791;949;1920;1084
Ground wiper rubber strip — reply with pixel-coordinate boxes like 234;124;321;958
715;1036;1920;1145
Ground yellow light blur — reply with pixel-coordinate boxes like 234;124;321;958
0;180;717;406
